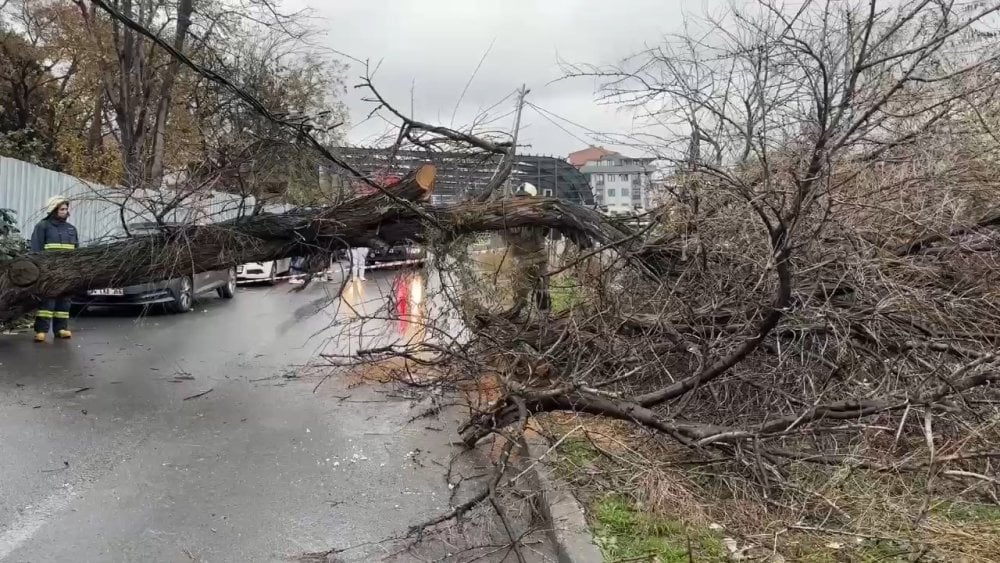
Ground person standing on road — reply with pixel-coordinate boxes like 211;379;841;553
31;196;79;342
350;245;369;281
504;182;551;318
288;256;307;285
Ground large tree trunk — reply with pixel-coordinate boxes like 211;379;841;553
0;165;622;323
145;0;193;186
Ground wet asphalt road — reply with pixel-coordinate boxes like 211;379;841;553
0;268;550;562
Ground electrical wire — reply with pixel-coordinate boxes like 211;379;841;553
524;103;597;149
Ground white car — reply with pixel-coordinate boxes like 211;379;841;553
236;258;292;284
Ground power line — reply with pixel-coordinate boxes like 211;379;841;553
524;102;606;149
525;104;595;149
528;101;665;156
526;101;612;140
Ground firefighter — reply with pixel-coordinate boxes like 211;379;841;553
504;182;551;318
30;196;79;342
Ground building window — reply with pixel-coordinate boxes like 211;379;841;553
619;173;629;181
594;174;605;183
542;188;553;197
607;189;616;197
621;188;629;197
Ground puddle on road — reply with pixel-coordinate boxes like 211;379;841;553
328;268;465;360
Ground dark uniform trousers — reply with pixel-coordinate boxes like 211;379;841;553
34;298;72;333
30;217;78;334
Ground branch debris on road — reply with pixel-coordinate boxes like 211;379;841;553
182;388;214;401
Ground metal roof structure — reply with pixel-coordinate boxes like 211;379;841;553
322;148;595;206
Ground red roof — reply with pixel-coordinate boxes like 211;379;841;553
568;146;616;168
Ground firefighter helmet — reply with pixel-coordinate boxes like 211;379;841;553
516;182;538;197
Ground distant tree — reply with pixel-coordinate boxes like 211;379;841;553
1;0;348;220
0;30;62;167
0;208;26;261
183;27;348;210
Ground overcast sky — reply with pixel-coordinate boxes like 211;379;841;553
295;0;723;158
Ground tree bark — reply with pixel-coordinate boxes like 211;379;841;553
145;0;193;186
0;164;622;323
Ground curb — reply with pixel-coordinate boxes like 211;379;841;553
520;434;603;563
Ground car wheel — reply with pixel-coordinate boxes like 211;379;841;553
170;276;194;313
266;261;278;285
218;268;237;299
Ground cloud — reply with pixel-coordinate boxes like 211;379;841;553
298;0;723;157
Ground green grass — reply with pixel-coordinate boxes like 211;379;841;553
551;432;1000;562
934;500;1000;524
560;438;600;466
552;438;601;480
549;274;584;313
591;495;727;562
791;540;914;563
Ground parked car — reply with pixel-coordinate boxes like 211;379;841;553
73;222;237;313
367;242;427;266
237;258;292;284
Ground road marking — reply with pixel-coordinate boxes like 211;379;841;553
0;484;77;560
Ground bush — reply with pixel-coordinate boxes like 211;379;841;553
0;208;27;261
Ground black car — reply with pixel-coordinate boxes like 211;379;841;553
366;243;427;266
73;223;237;313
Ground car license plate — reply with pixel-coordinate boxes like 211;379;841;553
88;288;124;296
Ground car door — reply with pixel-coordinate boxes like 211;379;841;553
193;269;218;294
277;257;291;275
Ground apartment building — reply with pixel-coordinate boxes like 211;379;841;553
569;147;654;214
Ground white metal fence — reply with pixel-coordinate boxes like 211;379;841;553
0;156;253;246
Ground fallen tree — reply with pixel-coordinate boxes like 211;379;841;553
328;1;1000;558
10;0;1000;559
0;163;627;324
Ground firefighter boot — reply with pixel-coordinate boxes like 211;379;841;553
34;332;47;342
57;330;72;339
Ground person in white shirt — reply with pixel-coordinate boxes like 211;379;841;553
349;246;369;281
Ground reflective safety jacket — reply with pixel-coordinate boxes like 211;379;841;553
30;218;79;252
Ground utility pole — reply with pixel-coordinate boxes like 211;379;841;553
503;85;529;197
478;84;530;202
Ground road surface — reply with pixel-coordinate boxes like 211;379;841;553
0;268;552;562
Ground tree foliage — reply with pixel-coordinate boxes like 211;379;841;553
0;0;347;204
0;208;26;261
